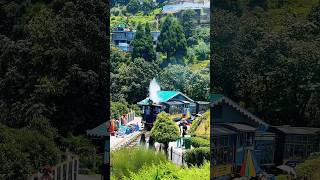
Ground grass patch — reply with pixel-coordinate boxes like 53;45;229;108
111;148;166;179
124;161;210;180
189;111;210;138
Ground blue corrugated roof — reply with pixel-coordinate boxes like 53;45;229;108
137;90;194;105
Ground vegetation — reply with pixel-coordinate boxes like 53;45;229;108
0;0;108;177
212;0;320;127
296;154;320;179
131;23;156;62
111;148;166;179
157;14;187;64
150;112;180;156
190;137;210;148
0;123;59;179
184;147;210;167
188;111;210;137
124;162;210;180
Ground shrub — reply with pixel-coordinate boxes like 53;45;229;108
191;137;210;148
111;148;166;179
296;155;320;179
188;111;210;137
124;161;210;180
184;147;210;167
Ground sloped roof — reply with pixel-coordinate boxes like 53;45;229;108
223;123;256;132
212;126;237;136
273;126;320;135
137;91;194;105
86;122;107;137
210;94;269;128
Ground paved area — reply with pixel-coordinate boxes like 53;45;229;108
78;174;101;180
110;117;142;150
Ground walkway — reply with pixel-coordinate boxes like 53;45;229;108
110;117;142;150
78;174;101;180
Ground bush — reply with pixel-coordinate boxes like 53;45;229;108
188;111;210;137
184;147;210;167
124;162;210;180
111;148;166;179
191;137;210;148
296;155;320;179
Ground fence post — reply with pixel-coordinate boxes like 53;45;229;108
171;147;173;160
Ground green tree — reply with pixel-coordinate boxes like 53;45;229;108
0;0;109;135
141;0;155;14
157;14;187;63
116;58;160;104
180;9;196;39
127;0;141;14
212;0;242;15
151;112;180;157
159;65;209;101
131;23;156;62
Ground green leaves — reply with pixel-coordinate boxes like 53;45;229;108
151;112;180;145
157;14;187;61
131;23;156;62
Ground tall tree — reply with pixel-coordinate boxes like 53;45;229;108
180;9;196;40
127;0;141;14
157;14;187;63
131;23;156;62
151;112;180;157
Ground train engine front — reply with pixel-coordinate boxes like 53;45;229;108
140;98;162;131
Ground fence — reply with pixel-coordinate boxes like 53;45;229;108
126;111;135;124
167;146;187;166
29;153;79;180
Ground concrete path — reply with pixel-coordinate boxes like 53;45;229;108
78;174;101;180
110;117;142;150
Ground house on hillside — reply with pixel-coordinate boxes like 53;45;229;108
138;90;197;114
137;90;209;130
211;94;275;176
111;26;160;51
157;0;210;25
211;94;320;177
269;125;320;165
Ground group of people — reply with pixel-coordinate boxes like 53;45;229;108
107;114;128;136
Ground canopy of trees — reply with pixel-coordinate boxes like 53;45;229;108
211;0;320;127
1;0;109;177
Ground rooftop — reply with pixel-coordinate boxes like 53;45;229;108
212;126;237;136
137;90;194;105
211;94;269;130
222;123;256;132
273;126;320;135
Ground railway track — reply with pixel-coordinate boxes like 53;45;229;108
127;131;150;148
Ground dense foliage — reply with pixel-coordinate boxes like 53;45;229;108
151;112;180;153
131;23;156;62
157;14;187;65
0;123;59;179
184;147;210;167
111;148;166;179
124;162;210;180
211;0;320;127
188;111;210;137
0;0;109;134
0;0;109;177
296;153;320;179
190;137;210;148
